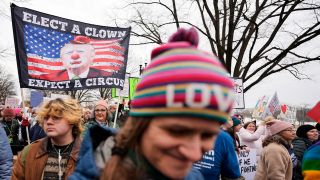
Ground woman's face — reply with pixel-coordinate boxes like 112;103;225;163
246;123;256;132
306;129;318;141
234;124;242;132
94;105;107;122
279;127;296;141
140;116;221;179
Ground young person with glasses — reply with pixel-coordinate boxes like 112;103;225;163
12;98;83;180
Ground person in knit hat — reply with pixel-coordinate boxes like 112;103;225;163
292;124;318;180
0;108;20;146
316;122;320;141
227;116;243;153
255;120;297;180
83;99;117;136
70;27;235;180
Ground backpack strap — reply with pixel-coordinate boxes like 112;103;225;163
21;145;31;171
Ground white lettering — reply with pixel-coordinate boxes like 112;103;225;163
22;12;32;23
186;84;210;108
166;85;183;107
71;24;81;34
74;80;82;87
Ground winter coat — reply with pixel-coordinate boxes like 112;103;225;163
69;125;204;180
29;122;46;142
11;136;81;180
292;137;313;180
239;125;265;158
0;124;13;180
302;141;320;180
0;118;20;145
255;138;293;180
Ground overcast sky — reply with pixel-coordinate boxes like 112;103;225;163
0;0;319;108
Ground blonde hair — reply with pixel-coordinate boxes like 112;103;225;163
37;98;83;137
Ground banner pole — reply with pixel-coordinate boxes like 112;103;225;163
20;88;30;145
113;90;122;128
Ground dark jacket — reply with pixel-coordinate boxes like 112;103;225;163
29;122;47;142
69;125;204;180
292;137;313;180
0;118;20;145
12;136;82;180
0;124;13;180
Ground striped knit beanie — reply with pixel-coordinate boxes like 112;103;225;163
130;28;234;123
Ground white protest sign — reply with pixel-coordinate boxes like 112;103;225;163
50;93;71;100
5;97;20;108
232;78;245;109
114;74;130;98
278;104;297;124
238;149;257;180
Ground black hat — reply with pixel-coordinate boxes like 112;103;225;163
296;124;316;139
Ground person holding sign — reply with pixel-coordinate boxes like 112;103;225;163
239;117;269;160
69;28;235;180
255;120;297;180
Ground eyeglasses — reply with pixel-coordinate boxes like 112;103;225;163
44;116;62;123
95;109;106;113
283;129;296;132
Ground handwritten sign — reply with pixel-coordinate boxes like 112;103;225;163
238;149;257;180
232;78;245;109
5;97;20;108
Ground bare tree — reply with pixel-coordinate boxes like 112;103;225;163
125;0;320;92
0;65;16;103
65;89;96;103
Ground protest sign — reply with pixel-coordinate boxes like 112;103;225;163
232;78;245;109
129;77;140;100
238;149;257;180
252;95;269;119
278;104;297;124
11;4;131;91
112;74;130;98
50;93;71;100
5;97;20;108
30;90;44;107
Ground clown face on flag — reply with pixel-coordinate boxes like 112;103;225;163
11;4;131;90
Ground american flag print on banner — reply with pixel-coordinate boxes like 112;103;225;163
11;4;131;90
25;24;125;80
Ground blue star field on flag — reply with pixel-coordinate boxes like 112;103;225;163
24;24;73;59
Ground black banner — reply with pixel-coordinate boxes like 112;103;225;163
11;4;131;90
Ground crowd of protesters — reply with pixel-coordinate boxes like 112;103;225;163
0;28;319;180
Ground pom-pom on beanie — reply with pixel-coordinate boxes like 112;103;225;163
130;28;234;123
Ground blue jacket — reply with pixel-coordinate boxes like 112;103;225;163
194;130;241;180
29;122;46;142
69;125;203;180
0;124;13;180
